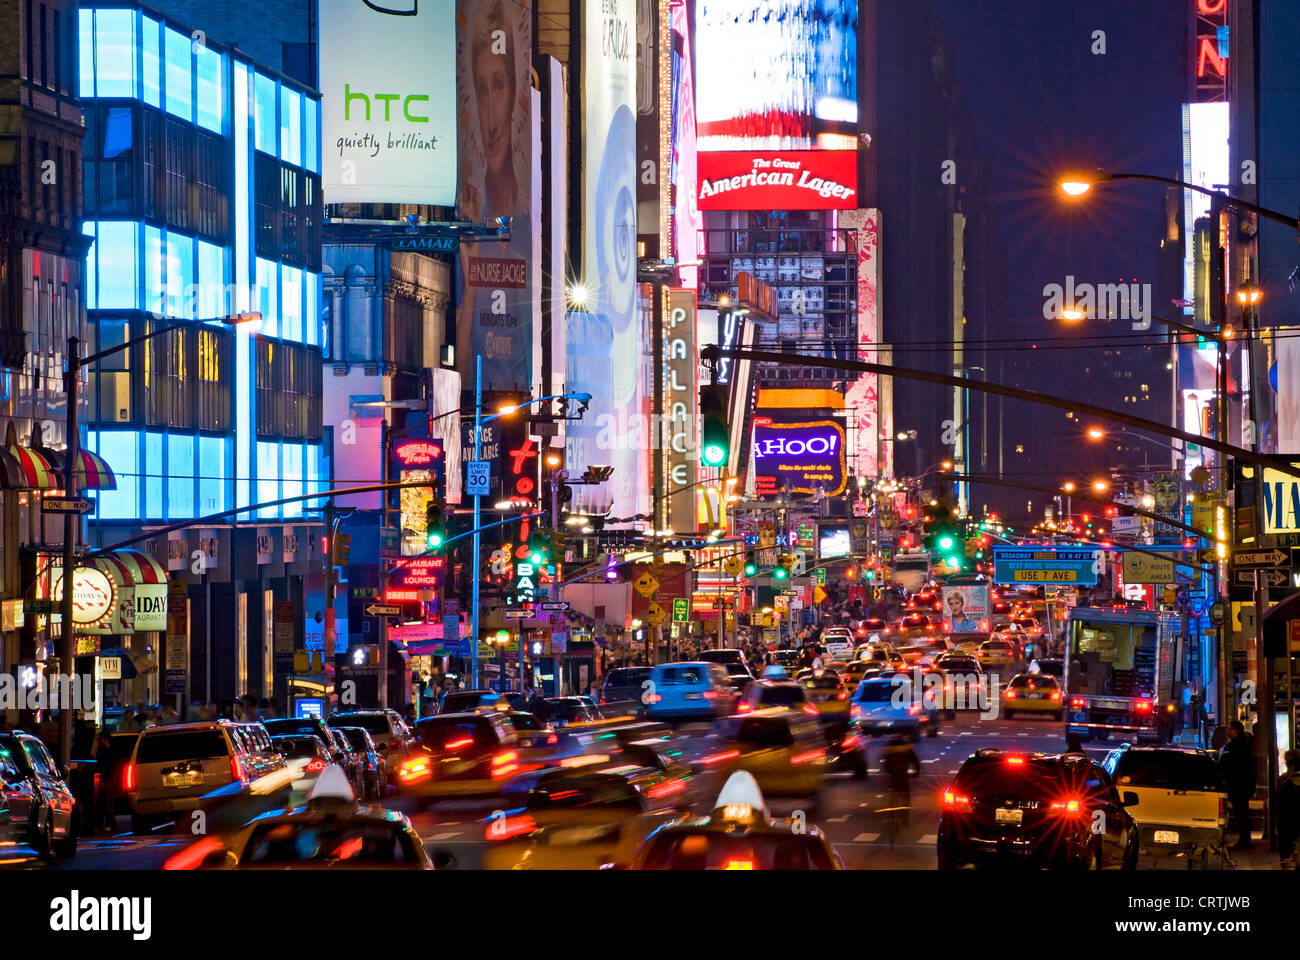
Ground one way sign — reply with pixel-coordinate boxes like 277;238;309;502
1233;568;1292;588
364;603;403;617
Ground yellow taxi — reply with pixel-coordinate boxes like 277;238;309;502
976;638;1018;675
697;708;828;801
837;659;873;688
895;612;939;641
800;671;852;721
1001;673;1064;720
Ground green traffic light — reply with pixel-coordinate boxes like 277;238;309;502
702;442;727;467
744;563;757;576
938;535;954;550
773;567;788;580
426;530;444;549
946;556;960;568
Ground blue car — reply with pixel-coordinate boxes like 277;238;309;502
643;662;737;722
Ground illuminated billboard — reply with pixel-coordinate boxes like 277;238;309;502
752;420;846;497
694;0;858;152
697;151;857;210
318;0;457;205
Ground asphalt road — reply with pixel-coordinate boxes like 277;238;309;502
4;709;1143;871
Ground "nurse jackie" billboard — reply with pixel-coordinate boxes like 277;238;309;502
752;420;846;497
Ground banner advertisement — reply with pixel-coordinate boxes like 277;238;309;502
455;0;534;391
582;0;639;513
752;420;846;497
319;0;457;205
840;209;883;479
565;312;615;517
941;585;989;633
697;150;858;210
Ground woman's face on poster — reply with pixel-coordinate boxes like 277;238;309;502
474;42;513;179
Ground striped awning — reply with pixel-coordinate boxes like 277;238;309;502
0;446;29;489
37;447;118;491
4;444;56;489
99;549;168;586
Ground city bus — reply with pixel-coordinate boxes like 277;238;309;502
1062;605;1180;742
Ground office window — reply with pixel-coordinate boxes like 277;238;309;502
139;109;164;221
280;87;301;166
255;258;278;337
93;221;139;309
305;97;319;173
197;240;227;319
195;44;223;133
193;128;227;240
198;435;226;514
77;8;93;97
254;72;277;155
86;317;134;426
168;433;196;518
144;431;163;514
166;232;194;318
281;266;302;342
282;442;302;518
280;167;300;262
253;151;278;257
303;271;319;347
88;430;138;520
197;326;229;432
144;225;164;316
94;8;135;98
81;110;98;212
255;338;277;437
164;27;192;121
165;118;192;230
303;175;320;271
256;440;279;519
141;16;161;107
96;106;134;213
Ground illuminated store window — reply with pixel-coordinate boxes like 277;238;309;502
164;27;192;121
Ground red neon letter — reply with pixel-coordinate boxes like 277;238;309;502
1197;0;1226;15
1197;37;1226;78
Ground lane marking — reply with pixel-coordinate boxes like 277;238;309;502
428;831;463;841
854;832;880;842
917;834;937;844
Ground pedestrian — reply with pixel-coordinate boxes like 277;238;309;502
159;703;178;725
1217;720;1256;850
185;699;204;722
1277;750;1300;869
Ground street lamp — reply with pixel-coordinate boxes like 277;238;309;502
1058;169;1300;233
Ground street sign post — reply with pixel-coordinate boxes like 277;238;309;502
41;497;93;515
1230;548;1288;569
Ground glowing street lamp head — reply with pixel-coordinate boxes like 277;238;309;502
1062;481;1077;493
1058;174;1095;197
1086;427;1105;440
1091;480;1109;493
1060;305;1085;322
568;283;589;308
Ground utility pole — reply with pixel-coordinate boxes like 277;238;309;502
470;354;483;689
57;337;80;770
323;498;336;708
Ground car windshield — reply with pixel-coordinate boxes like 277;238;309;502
263;719;319;737
243;822;420;864
1008;675;1058;689
639;832;835;869
605;668;651;687
1013;619;1038;628
328;714;390;735
135;730;228;764
338;729;371;752
940;658;979;671
983;642;1012;652
1111;752;1225;793
802;676;840;691
758;685;806;705
660;666;708;684
508;713;545;731
1034;661;1064;677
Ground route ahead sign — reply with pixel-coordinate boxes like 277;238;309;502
993;547;1100;585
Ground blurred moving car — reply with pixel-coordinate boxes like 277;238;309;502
643;662;737;723
798;672;865;777
265;717;359;792
614;771;843;869
1102;744;1228;868
895;612;939;640
850;675;938;741
269;735;334;793
438;690;512;715
1002;673;1064;721
483;764;689;870
699;708;828;802
976;638;1018;674
937;749;1139;870
164;767;436;870
501;712;560;755
545;698;602;727
326;710;415;783
397;712;524;803
0;731;76;859
599;666;653;707
738;679;816;715
125;721;285;835
697;648;752;679
334;727;389;800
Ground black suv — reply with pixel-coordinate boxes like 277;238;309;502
937;748;1140;870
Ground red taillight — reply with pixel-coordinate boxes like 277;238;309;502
841;734;861;749
546;733;558;745
124;763;135;792
1071;698;1086;709
702;690;717;700
802;703;819;717
836;689;849;700
941;622;951;633
647;779;687;799
304;758;326;773
1050;798;1083;815
230;754;245;783
1005;756;1026;767
1218;797;1227;821
942;789;971;809
491;750;519;778
1005;689;1017;699
1135;701;1152;714
722;859;755;870
645;693;662;704
791;749;823;765
399;756;433;783
163;836;226;871
444;737;473;750
737;702;751;713
1049;690;1062;701
702;749;740;766
486;813;537;841
979;620;989;632
850;704;861;719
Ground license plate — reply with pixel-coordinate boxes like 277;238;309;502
165;772;201;788
684;692;701;700
995;808;1023;824
1153;829;1179;844
1026;693;1045;699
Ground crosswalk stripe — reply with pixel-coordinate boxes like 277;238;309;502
854;832;880;842
921;758;942;764
917;834;937;844
826;816;849;822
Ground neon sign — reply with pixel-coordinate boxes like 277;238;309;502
1193;0;1227;101
752;420;847;497
394;440;443;467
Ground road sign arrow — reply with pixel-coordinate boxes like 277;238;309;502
539;600;570;611
1231;549;1288;568
1234;568;1291;588
41;497;93;514
364;603;404;617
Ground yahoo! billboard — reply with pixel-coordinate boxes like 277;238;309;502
752;420;846;497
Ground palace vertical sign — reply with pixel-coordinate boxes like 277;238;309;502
664;288;697;533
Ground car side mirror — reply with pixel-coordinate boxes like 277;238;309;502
1121;791;1139;807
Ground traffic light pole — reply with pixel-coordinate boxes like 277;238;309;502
471;354;483;689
